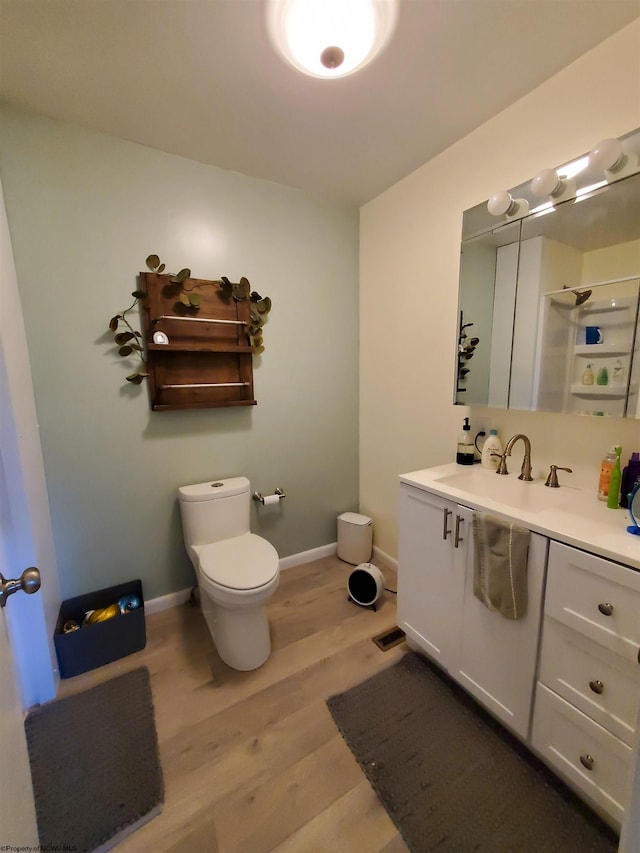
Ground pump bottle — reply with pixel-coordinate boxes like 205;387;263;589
481;429;503;470
598;447;617;502
456;417;475;466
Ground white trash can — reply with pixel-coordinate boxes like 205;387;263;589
337;512;373;565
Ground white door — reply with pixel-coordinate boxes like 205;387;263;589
1;177;60;844
0;563;39;846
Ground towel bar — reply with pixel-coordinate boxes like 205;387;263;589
152;315;247;326
160;382;250;389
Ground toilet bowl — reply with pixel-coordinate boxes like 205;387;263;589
178;477;280;671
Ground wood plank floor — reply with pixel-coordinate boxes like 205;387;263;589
57;555;411;853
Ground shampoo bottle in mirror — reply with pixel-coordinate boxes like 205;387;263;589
456;417;475;466
481;429;503;470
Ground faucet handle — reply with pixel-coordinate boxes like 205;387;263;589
545;465;573;488
495;453;509;475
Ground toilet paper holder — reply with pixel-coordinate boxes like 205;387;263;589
253;487;286;504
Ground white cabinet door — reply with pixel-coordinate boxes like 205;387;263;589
397;484;466;672
456;511;547;739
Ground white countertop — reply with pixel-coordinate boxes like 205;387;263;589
400;463;640;571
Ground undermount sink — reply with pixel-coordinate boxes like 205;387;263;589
434;467;577;513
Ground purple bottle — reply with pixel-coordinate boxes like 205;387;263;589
621;452;640;509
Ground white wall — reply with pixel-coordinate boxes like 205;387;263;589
360;20;640;557
0;107;360;601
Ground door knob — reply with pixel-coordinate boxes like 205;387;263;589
0;567;41;608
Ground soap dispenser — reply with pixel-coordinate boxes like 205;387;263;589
456;417;475;466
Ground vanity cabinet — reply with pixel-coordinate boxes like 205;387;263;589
531;541;640;826
397;483;546;739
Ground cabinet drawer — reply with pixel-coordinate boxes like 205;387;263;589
538;618;640;746
545;541;640;662
532;683;631;825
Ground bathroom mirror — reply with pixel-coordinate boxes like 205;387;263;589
455;128;640;417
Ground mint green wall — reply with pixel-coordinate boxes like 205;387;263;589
0;106;359;600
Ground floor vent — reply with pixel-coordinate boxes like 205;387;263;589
372;625;406;651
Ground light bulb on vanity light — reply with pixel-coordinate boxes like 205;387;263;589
487;191;529;219
530;168;575;202
589;137;639;180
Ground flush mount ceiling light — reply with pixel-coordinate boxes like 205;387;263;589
267;0;398;79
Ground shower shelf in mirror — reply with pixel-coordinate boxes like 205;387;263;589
570;384;634;399
574;345;630;357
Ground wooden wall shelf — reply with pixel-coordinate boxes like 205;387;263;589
140;272;257;411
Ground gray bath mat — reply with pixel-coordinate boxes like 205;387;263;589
327;652;618;852
25;667;164;852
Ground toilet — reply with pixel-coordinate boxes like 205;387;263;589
178;477;280;671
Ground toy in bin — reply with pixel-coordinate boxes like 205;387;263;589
81;594;142;627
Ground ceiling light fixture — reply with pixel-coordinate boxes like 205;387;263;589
267;0;398;79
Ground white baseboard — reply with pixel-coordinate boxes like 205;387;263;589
278;542;337;570
373;545;398;573
144;588;193;615
144;543;340;613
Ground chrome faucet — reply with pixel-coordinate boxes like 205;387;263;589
496;433;533;481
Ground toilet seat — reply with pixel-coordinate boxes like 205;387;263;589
197;533;279;591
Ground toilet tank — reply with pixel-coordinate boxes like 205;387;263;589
178;477;251;549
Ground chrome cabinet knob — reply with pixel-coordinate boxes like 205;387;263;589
589;680;604;695
597;602;614;616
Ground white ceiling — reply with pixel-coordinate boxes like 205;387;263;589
1;0;639;206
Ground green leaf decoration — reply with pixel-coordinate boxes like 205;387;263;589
131;343;143;352
188;293;202;307
109;315;121;332
233;279;250;300
158;263;165;273
250;291;262;302
250;333;263;348
126;371;147;384
220;276;232;288
176;268;191;282
146;254;160;270
118;345;134;357
256;296;272;314
131;290;146;299
114;331;135;345
252;344;265;355
178;292;191;306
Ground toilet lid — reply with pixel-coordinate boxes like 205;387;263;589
197;533;279;590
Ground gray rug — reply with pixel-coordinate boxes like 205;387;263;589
327;652;618;853
25;667;164;852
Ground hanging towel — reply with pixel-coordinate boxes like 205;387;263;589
472;512;530;620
